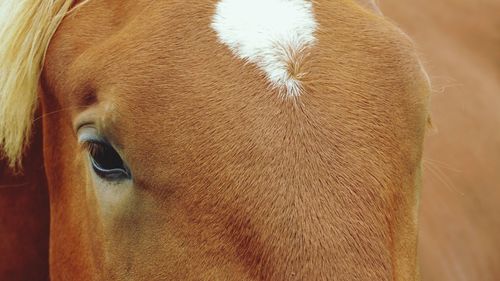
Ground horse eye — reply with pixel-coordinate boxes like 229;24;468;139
84;141;131;180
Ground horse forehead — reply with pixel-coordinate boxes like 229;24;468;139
47;0;321;100
46;0;422;109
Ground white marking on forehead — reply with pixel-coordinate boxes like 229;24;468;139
211;0;318;97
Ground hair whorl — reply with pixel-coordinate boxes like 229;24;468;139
0;0;73;168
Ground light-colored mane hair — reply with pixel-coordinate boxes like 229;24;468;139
0;0;74;168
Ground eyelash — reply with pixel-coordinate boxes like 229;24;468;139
81;140;105;158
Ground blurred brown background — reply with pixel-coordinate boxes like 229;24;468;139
381;0;500;280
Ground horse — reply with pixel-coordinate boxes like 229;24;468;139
0;0;431;280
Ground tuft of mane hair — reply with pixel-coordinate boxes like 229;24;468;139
0;0;73;168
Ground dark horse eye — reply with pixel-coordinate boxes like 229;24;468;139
84;140;131;180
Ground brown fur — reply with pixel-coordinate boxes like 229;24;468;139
1;0;431;280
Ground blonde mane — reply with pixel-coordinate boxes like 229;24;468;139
0;0;74;168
